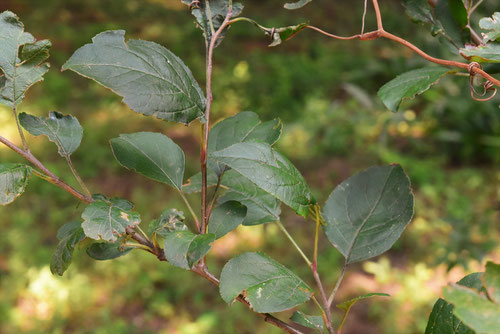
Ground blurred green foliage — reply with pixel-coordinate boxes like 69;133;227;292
0;0;498;333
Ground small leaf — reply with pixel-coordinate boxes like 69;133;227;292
219;252;313;313
110;132;185;190
210;142;314;217
479;12;500;43
322;165;414;264
19;112;83;157
460;43;500;63
182;170;219;194
50;221;85;276
378;67;451;112
403;0;435;24
268;23;307;47
208;200;247;239
284;0;313;10
0;163;32;205
290;311;324;331
87;240;133;260
0;11;50;107
483;262;500;304
81;198;141;242
149;208;187;237
163;231;215;269
336;293;390;332
62;30;205;124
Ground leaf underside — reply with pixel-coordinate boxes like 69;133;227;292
0;163;32;205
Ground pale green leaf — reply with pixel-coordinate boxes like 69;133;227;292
62;30;205;124
290;311;324;331
460;43;500;63
163;231;215;269
110;132;185;190
50;221;85;276
219;252;313;313
149;208;187;237
483;262;500;304
0;163;32;205
479;12;500;43
284;0;313;10
208;200;247;239
322;165;414;264
268;23;307;47
19;112;83;157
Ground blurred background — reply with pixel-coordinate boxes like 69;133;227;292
0;0;499;333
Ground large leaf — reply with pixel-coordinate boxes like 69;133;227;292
62;30;205;124
403;0;435;24
0;11;50;107
479;12;500;43
336;293;390;332
163;231;215;269
460;43;500;63
378;67;451;112
19;111;83;157
86;240;133;260
425;273;481;334
284;0;313;10
219;252;313;313
483;262;500;304
290;311;323;331
208;111;282;176
110;132;185;190
208;200;247;239
0;163;32;205
81;198;141;242
210;142;314;217
322;165;414;264
50;221;85;276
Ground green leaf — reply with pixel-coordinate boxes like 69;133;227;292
403;0;435;24
460;43;500;63
290;311;324;331
149;208;187;237
210;142;314;217
208;200;247;239
19;111;83;157
163;231;215;269
87;240;133;260
50;221;85;276
62;30;205;124
0;163;32;205
434;0;469;47
0;11;50;107
268;24;307;47
208;111;282;176
219;252;313;313
336;293;390;332
322;165;414;264
378;67;450;112
284;0;313;10
182;170;219;194
425;273;481;334
81;198;141;242
110;132;185;190
484;262;500;304
443;284;500;333
479;12;500;43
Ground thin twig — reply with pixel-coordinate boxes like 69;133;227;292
65;156;91;198
179;190;201;232
361;0;368;34
11;105;29;151
274;220;312;267
327;261;348;308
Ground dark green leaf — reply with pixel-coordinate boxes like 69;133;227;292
435;0;469;47
110;132;185;190
210;142;314;217
268;23;307;47
479;12;500;43
208;200;247;239
284;0;313;10
19;112;83;157
378;67;451;112
87;240;133;260
336;293;390;331
403;0;435;24
290;311;324;331
0;163;32;205
149;208;187;237
81;199;141;242
208;111;282;176
62;30;205;124
182;170;219;194
322;165;414;264
0;11;50;107
163;231;215;269
484;262;500;304
50;221;85;276
219;252;313;313
460;43;500;63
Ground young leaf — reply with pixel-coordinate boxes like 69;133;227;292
208;200;247;239
163;231;215;269
182;170;219;194
378;67;450;112
210;142;315;217
19;112;83;157
50;221;85;276
479;12;500;43
0;163;32;205
86;240;133;260
290;311;324;331
459;43;500;63
425;273;481;334
322;165;414;264
62;30;205;124
208;111;282;176
483;262;500;304
149;208;187;237
268;24;307;47
0;11;50;107
219;252;313;313
81;199;141;242
336;293;390;332
110;132;185;190
284;0;313;10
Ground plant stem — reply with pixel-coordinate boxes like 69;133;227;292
179;190;201;232
123;242;153;252
274;220;312;267
11;105;29;151
312;296;333;334
65;156;91;198
327;261;348;308
207;172;223;218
